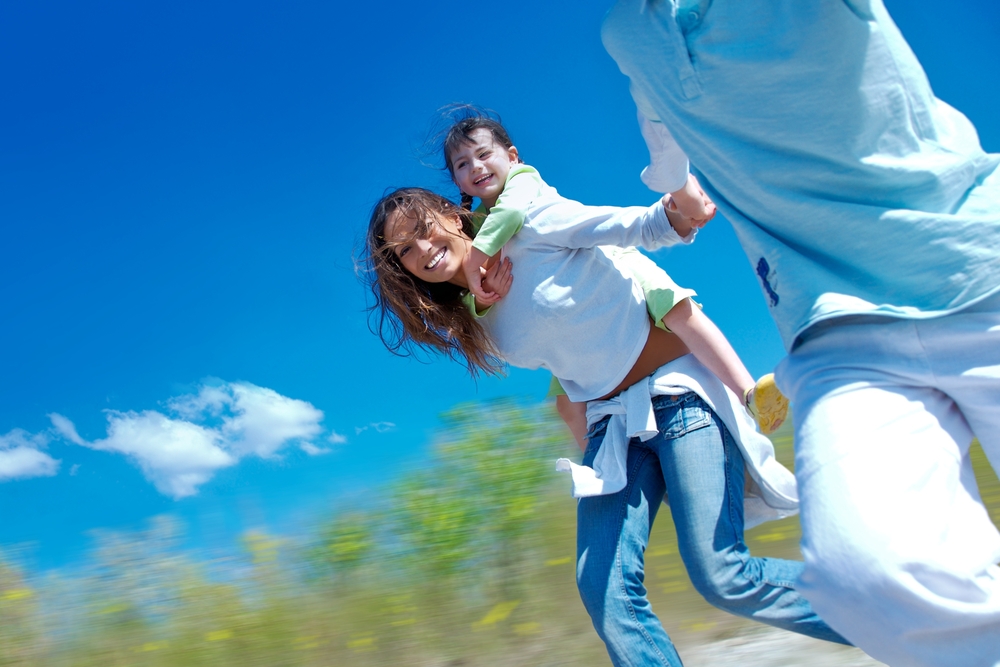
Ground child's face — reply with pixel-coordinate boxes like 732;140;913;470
449;128;519;208
384;208;471;287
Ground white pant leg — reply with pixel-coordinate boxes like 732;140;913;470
777;304;1000;667
924;293;1000;476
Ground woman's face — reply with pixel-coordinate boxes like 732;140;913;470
384;208;471;288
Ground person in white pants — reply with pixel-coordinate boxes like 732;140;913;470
601;0;1000;664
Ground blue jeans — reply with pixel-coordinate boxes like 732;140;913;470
576;392;847;666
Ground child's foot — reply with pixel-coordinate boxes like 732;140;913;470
743;374;789;435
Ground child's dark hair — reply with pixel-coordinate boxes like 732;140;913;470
438;105;521;210
361;187;505;377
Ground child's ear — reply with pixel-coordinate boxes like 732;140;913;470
508;145;520;163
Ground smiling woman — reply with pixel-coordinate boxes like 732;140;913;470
361;181;851;666
364;188;506;377
384;200;472;286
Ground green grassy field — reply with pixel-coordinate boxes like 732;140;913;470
1;402;997;666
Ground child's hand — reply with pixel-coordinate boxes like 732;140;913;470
463;246;495;302
482;256;513;302
666;174;716;236
473;256;513;311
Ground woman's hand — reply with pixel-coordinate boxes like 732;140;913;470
664;173;716;238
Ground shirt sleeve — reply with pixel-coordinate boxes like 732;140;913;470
630;83;690;194
530;198;696;252
471;166;541;257
638;111;690;194
460;290;491;318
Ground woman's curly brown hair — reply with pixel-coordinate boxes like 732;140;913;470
361;187;505;377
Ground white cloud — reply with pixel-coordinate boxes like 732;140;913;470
355;421;396;435
299;442;331;456
328;431;347;444
49;412;86;445
219;383;323;458
89;410;235;499
50;381;330;499
0;429;60;481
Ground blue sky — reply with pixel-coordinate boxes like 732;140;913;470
2;0;998;570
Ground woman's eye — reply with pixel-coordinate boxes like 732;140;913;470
398;246;410;258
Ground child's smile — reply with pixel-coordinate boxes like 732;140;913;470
449;127;520;210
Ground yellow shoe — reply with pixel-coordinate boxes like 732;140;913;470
744;374;789;436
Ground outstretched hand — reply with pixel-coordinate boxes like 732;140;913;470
664;173;716;238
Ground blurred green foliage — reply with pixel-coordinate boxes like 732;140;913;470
1;401;998;666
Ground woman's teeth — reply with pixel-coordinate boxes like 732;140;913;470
425;248;446;270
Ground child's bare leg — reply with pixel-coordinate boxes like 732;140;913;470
555;395;589;452
661;298;755;398
662;299;788;434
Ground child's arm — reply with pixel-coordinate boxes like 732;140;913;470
464;166;542;302
555;394;589;452
464;247;497;305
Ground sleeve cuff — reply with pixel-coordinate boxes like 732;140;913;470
460;290;492;318
652;200;698;246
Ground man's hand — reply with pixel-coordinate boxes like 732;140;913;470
665;173;716;237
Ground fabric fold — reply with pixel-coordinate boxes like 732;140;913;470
556;354;798;528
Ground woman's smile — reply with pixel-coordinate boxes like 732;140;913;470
384;209;471;288
425;247;446;270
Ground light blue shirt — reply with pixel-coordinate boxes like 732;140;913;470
603;0;1000;349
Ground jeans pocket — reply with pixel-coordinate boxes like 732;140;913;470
655;395;712;439
582;418;610;466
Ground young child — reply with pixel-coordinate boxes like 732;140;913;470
441;110;788;437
